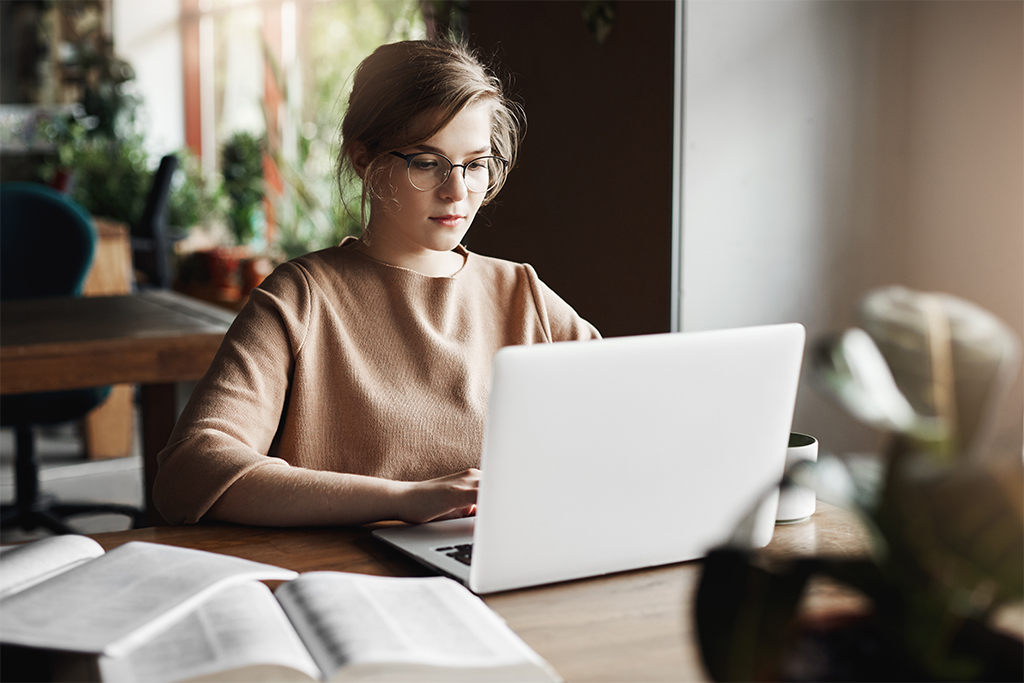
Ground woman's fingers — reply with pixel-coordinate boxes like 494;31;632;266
431;504;477;522
401;469;480;523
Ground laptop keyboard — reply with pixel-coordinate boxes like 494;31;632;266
435;543;473;566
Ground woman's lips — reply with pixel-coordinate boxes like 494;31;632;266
430;215;464;228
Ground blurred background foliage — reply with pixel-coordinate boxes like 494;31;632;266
261;0;424;259
35;0;426;263
221;130;266;247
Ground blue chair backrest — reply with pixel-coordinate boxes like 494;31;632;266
1;182;97;300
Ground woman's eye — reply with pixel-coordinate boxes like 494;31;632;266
412;159;439;171
466;160;488;172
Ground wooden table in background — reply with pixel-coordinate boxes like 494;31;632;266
0;290;236;523
82;503;876;682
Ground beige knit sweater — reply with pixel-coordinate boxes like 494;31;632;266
153;240;600;524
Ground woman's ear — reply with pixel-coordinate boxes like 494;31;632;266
350;142;370;180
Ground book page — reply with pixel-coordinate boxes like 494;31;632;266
99;582;321;683
0;535;105;599
0;541;296;657
275;573;558;681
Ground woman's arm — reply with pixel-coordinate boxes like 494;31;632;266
206;465;480;527
153;265;309;524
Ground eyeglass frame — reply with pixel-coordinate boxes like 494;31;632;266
389;151;509;193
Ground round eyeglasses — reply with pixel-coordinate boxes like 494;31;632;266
390;151;509;194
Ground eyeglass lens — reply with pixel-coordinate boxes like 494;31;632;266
406;153;504;193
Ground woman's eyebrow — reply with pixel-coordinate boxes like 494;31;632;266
413;143;492;157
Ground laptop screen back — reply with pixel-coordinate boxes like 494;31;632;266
468;324;805;593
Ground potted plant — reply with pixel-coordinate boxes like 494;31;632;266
220;130;266;248
181;130;267;304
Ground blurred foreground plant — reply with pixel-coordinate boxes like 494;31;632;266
696;287;1023;682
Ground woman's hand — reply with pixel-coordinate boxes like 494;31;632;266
395;468;480;524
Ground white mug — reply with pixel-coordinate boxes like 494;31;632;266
775;432;818;523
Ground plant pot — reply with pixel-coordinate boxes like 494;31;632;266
241;256;273;296
205;246;249;301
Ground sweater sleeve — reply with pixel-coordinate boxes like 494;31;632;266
152;263;312;524
523;264;602;342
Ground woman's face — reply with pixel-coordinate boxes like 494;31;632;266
364;101;493;271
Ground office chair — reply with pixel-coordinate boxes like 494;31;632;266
0;182;145;535
131;153;179;289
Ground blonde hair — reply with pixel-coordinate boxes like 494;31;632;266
338;39;524;228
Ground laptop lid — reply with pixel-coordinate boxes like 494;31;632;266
375;324;806;594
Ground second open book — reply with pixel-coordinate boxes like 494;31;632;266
0;536;560;683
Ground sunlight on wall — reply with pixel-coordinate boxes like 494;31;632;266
682;0;910;455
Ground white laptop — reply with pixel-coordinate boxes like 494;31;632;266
374;323;805;594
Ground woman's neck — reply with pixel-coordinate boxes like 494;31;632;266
353;237;466;277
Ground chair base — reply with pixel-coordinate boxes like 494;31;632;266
1;495;145;536
1;423;147;536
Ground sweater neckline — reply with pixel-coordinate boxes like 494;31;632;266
340;236;470;279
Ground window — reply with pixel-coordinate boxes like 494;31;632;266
182;0;425;254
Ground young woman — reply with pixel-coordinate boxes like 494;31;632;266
152;39;599;527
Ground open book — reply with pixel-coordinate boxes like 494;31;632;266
99;571;561;682
0;535;297;657
0;537;560;682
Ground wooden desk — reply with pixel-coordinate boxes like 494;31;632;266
83;503;874;682
0;290;236;522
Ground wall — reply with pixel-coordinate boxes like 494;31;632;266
682;0;910;454
466;1;677;338
682;0;1023;457
901;0;1023;458
113;0;184;160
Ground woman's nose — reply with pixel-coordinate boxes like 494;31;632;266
438;167;469;201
